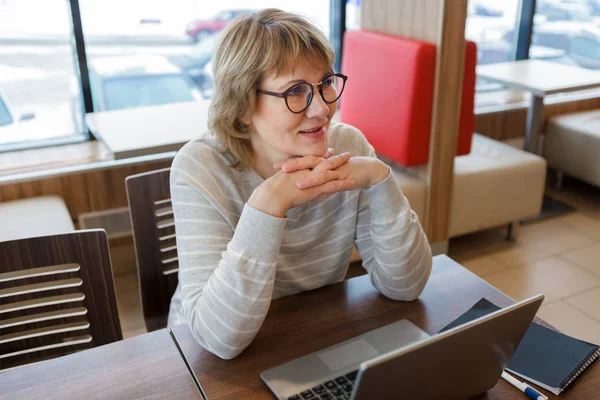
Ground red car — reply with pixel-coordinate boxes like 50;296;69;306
185;9;255;42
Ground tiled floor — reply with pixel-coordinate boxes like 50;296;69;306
114;176;600;346
450;176;600;345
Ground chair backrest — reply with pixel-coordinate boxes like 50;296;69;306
340;30;477;167
126;168;178;332
0;229;122;370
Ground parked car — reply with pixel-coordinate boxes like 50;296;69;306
70;55;202;131
0;91;13;127
536;0;594;22
0;89;35;128
533;21;600;69
168;31;221;98
185;9;254;42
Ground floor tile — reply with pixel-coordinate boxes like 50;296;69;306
449;228;512;262
460;255;508;278
555;212;600;241
562;243;600;278
489;228;595;267
565;288;600;323
483;256;600;305
537;301;600;345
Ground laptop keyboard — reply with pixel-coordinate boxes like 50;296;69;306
286;370;358;400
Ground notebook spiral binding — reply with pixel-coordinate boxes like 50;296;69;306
561;346;600;392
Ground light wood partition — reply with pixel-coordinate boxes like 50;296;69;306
362;0;468;244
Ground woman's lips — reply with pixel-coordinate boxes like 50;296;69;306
299;126;325;139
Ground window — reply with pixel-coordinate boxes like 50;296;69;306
78;0;333;113
466;0;522;91
0;0;87;151
531;0;600;70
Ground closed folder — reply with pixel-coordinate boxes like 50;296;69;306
440;298;600;395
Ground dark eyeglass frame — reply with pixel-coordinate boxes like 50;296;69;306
256;73;348;114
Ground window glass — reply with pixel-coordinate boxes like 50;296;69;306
0;0;86;150
466;0;521;91
0;95;14;127
531;0;600;70
79;0;333;111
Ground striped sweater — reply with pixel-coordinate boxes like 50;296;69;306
167;122;432;359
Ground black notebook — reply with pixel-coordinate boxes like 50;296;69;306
440;298;600;395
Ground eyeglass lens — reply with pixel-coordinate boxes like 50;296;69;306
285;75;345;113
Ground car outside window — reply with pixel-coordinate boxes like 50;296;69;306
102;75;200;111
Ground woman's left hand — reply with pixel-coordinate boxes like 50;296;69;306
279;155;390;191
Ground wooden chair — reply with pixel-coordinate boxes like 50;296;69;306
126;168;178;333
0;229;122;370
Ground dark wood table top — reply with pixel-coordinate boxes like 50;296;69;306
0;328;202;400
171;255;600;400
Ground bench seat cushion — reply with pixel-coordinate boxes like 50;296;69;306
544;109;600;187
0;196;75;242
449;134;547;237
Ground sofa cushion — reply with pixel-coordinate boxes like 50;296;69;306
340;30;476;167
0;196;75;242
544;109;600;187
340;30;436;166
449;134;547;237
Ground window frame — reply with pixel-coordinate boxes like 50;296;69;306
2;0;580;154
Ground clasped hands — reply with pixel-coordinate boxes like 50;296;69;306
248;148;389;218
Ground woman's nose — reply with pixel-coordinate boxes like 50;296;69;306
305;90;330;118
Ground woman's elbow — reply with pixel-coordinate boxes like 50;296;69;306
214;346;245;360
391;256;433;301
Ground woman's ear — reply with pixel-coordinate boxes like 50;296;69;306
239;112;252;125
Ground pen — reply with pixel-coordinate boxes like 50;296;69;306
501;371;548;400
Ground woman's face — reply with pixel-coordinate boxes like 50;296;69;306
248;58;337;174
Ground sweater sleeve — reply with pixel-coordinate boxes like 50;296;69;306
348;128;432;301
170;146;286;359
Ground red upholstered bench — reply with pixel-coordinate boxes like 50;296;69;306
340;30;546;240
340;30;475;167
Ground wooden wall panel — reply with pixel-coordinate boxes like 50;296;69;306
362;0;442;43
476;96;600;141
0;160;171;221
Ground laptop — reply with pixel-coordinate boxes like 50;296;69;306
261;294;544;400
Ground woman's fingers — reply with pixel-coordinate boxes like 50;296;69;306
311;152;351;173
314;179;356;196
274;148;335;172
297;170;356;191
322;148;335;159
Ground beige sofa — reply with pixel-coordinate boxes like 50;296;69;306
0;196;75;242
544;109;600;188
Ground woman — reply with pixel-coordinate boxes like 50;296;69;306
168;8;432;360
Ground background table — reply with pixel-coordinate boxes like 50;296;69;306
0;329;203;400
171;255;600;400
476;60;600;154
85;100;210;160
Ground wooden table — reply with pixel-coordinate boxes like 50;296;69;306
85;100;210;160
171;255;600;399
476;59;600;154
0;329;202;400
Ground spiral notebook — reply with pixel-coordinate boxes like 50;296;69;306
440;298;600;395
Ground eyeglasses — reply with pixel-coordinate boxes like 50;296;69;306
256;73;348;114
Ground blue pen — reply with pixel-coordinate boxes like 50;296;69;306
501;371;548;400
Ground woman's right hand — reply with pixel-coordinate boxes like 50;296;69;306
248;152;355;218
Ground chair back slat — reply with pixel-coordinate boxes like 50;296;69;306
0;230;122;370
126;168;178;332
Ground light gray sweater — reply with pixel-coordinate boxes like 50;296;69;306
167;122;432;359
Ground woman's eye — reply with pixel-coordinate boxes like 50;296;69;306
322;77;334;87
288;85;308;97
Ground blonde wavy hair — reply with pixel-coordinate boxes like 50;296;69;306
208;8;335;169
